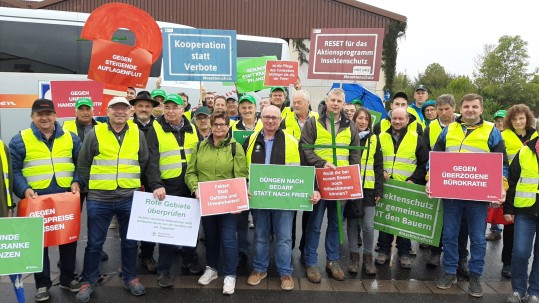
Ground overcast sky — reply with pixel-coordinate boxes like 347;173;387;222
359;0;539;80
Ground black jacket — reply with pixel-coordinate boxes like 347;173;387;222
146;115;200;198
242;129;288;165
505;136;539;217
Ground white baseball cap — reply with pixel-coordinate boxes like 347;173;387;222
108;97;131;107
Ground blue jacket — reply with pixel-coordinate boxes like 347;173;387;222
9;121;83;199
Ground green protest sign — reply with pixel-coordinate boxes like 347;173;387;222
233;130;254;145
236;56;277;93
368;109;382;129
0;217;44;275
374;179;443;246
249;164;315;211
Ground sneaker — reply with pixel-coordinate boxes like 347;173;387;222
305;265;321;283
409;247;417;256
399;256;412;269
426;254;440;267
436;272;457;289
237;252;248;268
528;295;539;303
247;271;267;286
140;257;157;272
182;259;203;275
75;284;94;303
198;266;218;286
506;292;524;303
157;273;173;288
486;231;502;241
34;287;50;302
100;251;109;262
468;272;483;297
375;253;389;265
123;278;146;296
223;276;236;295
457;259;470;277
280;275;294;290
502;264;512;278
60;279;81;292
326;261;346;281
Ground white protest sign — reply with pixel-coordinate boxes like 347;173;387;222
127;191;200;247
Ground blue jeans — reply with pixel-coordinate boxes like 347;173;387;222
202;213;238;276
442;199;488;275
81;199;138;284
512;214;539;297
252;209;294;276
304;199;340;266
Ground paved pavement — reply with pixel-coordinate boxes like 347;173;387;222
1;211;514;302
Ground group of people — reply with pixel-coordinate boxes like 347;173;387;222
1;82;538;303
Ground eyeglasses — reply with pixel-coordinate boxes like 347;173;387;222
262;115;281;121
212;123;228;128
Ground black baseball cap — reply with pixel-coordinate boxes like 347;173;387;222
32;98;56;113
392;92;408;101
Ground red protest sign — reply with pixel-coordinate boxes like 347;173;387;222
263;60;299;86
87;39;152;89
17;192;81;247
429;152;503;202
198;178;249;216
50;81;104;118
308;28;384;81
315;165;363;200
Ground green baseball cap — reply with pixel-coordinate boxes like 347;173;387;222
164;94;184;106
351;98;363;105
493;110;507;119
75;98;93;109
239;94;256;105
151;89;167;99
270;86;286;93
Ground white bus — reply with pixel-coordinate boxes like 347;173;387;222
0;7;291;142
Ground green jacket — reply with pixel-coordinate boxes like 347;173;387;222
185;134;248;194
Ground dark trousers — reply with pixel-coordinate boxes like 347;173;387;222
378;232;411;257
35;241;77;289
502;223;514;265
296;211;311;252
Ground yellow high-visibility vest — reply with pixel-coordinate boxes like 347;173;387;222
0;140;12;208
153;122;199;179
379;131;418;181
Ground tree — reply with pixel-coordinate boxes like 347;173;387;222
415;63;453;91
474;35;537;108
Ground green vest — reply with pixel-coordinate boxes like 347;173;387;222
245;131;300;167
360;134;377;189
89;123;141;190
0;140;12;208
21;128;74;189
514;145;539;207
153;122;199;179
379;131;418;181
282;111;319;140
502;129;538;164
428;119;443;150
313;119;352;167
445;121;494;153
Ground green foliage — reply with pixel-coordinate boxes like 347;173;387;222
382;20;407;91
416;63;453;91
292;38;309;66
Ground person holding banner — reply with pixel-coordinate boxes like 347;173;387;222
497;104;537;279
504;127;539;303
9;99;83;301
376;107;428;269
344;107;383;275
146;94;202;287
373;92;423;136
279;90;318;259
185;111;248;295
428;93;508;298
243;105;321;290
300;87;361;283
129;90;161;273
76;97;149;302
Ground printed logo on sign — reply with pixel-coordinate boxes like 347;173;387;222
353;66;371;75
350;193;362;197
237;205;248;210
